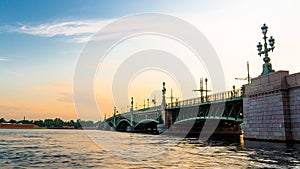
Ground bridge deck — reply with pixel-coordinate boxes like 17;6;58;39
100;88;243;132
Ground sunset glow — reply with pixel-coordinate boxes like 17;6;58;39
1;0;300;121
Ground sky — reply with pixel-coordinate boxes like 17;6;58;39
1;0;300;121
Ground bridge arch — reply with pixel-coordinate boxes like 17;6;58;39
228;101;243;119
107;121;114;128
134;119;159;133
116;119;131;132
208;102;225;117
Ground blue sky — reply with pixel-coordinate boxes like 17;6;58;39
0;0;184;120
1;0;300;120
1;0;140;22
0;0;176;23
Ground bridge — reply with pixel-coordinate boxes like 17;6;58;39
98;82;244;136
98;71;300;142
98;23;300;141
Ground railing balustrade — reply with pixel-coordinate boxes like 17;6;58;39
109;89;243;119
167;88;242;108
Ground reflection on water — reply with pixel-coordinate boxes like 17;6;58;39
244;140;300;168
0;129;299;168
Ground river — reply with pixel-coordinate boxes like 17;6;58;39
0;129;299;168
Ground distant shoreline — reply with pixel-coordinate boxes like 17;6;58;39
0;123;83;129
0;117;99;129
0;124;98;130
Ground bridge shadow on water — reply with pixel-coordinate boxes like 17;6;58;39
243;140;300;168
164;118;242;139
180;135;300;168
100;119;300;168
164;117;300;168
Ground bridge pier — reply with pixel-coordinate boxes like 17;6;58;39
157;124;167;134
159;82;168;133
127;126;133;132
243;71;300;141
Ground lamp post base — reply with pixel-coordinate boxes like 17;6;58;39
261;62;274;76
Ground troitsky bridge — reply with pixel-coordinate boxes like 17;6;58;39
99;82;244;136
99;24;300;142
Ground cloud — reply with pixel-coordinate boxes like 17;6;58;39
34;82;74;104
6;15;165;43
56;92;73;103
9;19;114;43
48;82;71;88
0;57;8;61
0;102;42;114
49;82;74;104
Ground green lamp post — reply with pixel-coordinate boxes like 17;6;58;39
257;23;275;76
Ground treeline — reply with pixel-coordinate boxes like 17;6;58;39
0;118;100;129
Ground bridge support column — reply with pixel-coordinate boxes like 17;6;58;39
243;71;297;141
128;97;134;132
158;82;168;133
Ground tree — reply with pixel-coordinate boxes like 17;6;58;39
8;119;17;123
34;120;44;127
0;118;6;123
75;119;82;129
80;120;95;127
54;118;64;128
44;119;54;128
19;120;33;124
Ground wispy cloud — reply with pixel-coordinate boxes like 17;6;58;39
5;16;160;43
56;92;73;103
0;57;8;61
5;15;188;43
34;82;74;104
9;19;114;43
48;82;73;104
47;82;71;88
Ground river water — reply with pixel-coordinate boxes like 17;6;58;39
0;129;299;168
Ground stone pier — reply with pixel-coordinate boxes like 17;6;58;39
243;71;300;141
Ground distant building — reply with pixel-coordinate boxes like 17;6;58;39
62;125;75;129
0;123;38;129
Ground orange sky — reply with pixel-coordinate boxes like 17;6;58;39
2;1;300;121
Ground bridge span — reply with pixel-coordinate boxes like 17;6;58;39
99;70;300;142
98;83;244;136
98;23;300;141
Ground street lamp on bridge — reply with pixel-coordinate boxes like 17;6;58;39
193;78;211;102
257;23;275;76
167;88;180;107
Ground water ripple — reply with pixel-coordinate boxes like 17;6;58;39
0;129;299;168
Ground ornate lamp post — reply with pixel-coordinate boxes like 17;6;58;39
205;78;208;101
130;97;134;131
257;23;275;75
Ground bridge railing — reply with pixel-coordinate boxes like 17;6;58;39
106;89;243;120
167;88;243;108
111;106;161;120
106;106;161;125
